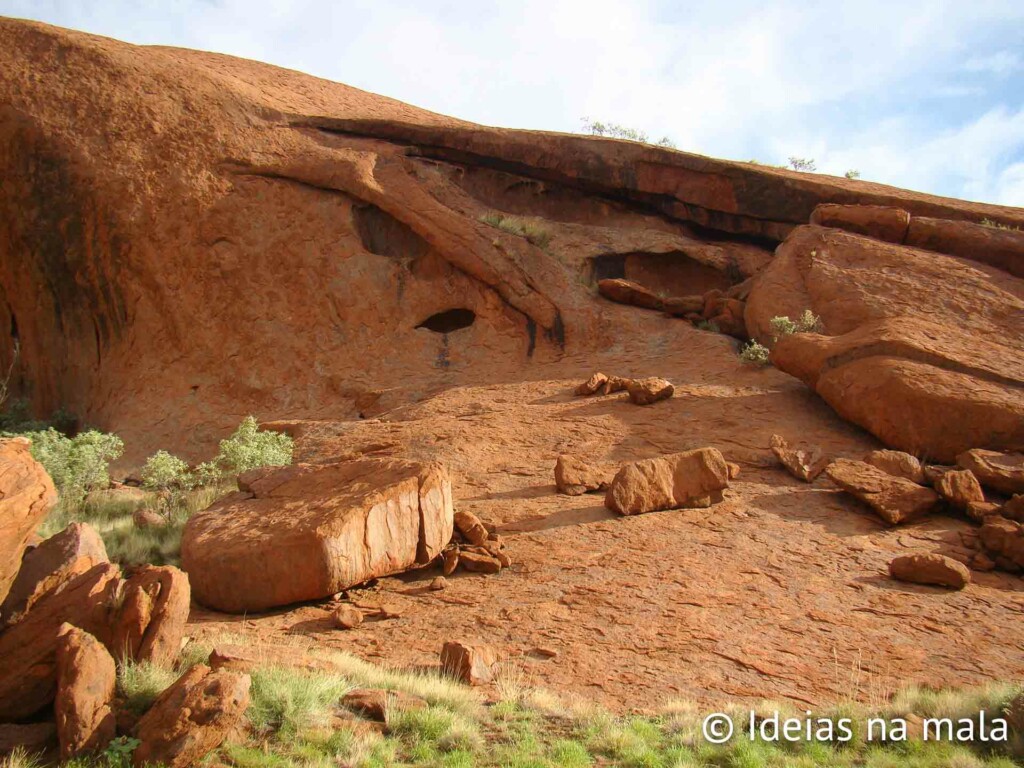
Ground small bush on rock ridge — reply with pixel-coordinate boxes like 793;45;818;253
480;213;552;249
216;416;293;476
770;309;823;340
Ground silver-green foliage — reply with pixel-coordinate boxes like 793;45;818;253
770;309;823;340
140;450;194;492
216;416;293;475
23;428;124;505
739;340;771;366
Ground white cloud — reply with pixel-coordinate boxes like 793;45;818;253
2;0;1024;205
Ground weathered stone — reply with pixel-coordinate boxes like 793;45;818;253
55;624;117;759
0;563;121;721
1;522;108;627
554;454;614;496
888;554;970;590
574;372;608;396
109;565;190;668
905;215;1024;279
342;688;426;722
825;459;940;525
1002;495;1024;522
934;469;985;510
605;448;730;515
207;644;335;674
966;501;1003;522
133;664;251;768
809;203;911;243
770;434;829;482
442;548;459;576
0;437;58;605
182;458;454;613
440;641;498;685
661;295;704;317
626;377;674;405
454;509;488;546
597;278;663;310
429;576;447;591
459;551;502;574
978;516;1024;573
132;508;167;529
864;450;925;484
0;723;57;755
333;605;363;630
956;450;1024;497
597;376;630;396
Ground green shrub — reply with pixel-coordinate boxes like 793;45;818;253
140;450;194;492
845;169;861;179
117;659;176;715
980;218;1021;232
739;340;771;366
788;157;817;172
22;428;123;506
770;309;823;340
216;416;293;476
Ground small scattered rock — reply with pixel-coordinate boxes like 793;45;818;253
726;462;741;480
605;448;730;516
333;605;364;630
922;464;957;485
442;548;459;576
978;516;1024;573
598;376;630;396
826;459;940;525
554;454;614;496
966;501;1003;522
956;449;1024;496
888;554;971;589
429;577;447;591
532;647;558;659
864;450;925;484
770;435;829;482
934;469;985;509
55;624;116;759
971;551;996;572
454;510;489;546
132;664;251;768
342;688;426;722
459;551;502;574
626;377;674;405
1001;494;1024;522
132;508;167;529
440;641;499;685
574;372;608;396
376;604;402;620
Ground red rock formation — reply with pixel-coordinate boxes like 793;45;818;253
0;437;58;603
2;18;1022;462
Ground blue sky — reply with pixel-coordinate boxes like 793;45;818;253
4;0;1024;206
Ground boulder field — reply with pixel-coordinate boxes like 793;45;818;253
2;16;1024;719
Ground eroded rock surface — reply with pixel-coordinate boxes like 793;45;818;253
182;458;454;612
0;437;58;604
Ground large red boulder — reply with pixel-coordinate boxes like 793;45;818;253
0;437;58;605
182;458;454;612
109;565;191;668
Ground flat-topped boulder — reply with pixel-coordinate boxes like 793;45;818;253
181;458;454;612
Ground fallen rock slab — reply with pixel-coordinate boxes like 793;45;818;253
1;523;109;627
459;550;502;574
110;565;191;668
0;437;59;605
864;450;925;484
605;448;730;516
770;434;829;482
574;372;608;396
825;459;940;525
0;563;121;721
453;509;488;546
597;278;663;310
956;450;1024;496
809;203;911;243
440;641;498;685
132;664;250;768
626;377;674;405
888;554;971;590
55;624;116;759
182;458;454;612
554;454;614;496
333;605;364;630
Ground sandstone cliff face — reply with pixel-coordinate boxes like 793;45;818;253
1;18;1023;462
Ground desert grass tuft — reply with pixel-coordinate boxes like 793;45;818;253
117;658;177;715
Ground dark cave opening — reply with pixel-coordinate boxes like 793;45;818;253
416;308;476;334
